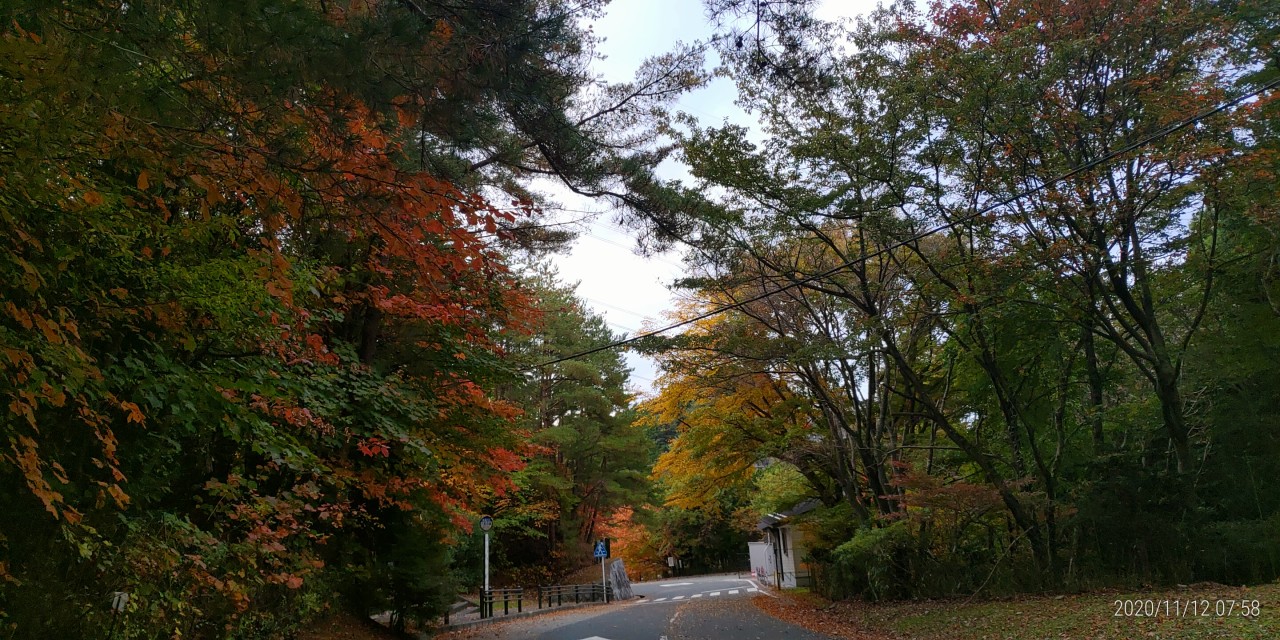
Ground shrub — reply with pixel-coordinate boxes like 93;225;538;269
828;521;914;601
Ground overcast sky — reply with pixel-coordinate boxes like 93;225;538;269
549;0;877;396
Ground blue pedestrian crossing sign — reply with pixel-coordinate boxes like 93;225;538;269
593;540;608;559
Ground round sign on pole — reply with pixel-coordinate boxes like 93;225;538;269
479;515;493;532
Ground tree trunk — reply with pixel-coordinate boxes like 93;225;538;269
878;330;1050;572
1082;326;1105;451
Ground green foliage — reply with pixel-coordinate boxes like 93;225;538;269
649;0;1280;603
339;513;457;634
1193;515;1280;585
467;266;653;582
644;486;755;575
0;0;681;636
829;521;914;601
750;463;815;516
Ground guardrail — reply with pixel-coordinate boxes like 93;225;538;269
479;588;524;618
537;583;613;609
477;583;614;619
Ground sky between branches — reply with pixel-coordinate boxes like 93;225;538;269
551;0;876;394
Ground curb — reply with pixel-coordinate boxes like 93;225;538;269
426;599;620;635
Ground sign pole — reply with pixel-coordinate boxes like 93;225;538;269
480;515;493;598
593;539;609;603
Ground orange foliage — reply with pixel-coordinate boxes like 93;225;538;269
598;507;666;580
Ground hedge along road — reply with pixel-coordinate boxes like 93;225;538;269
439;574;834;640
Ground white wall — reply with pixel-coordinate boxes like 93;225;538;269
748;541;774;583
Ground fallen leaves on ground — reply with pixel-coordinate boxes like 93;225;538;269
754;592;899;639
295;611;405;640
753;582;1280;640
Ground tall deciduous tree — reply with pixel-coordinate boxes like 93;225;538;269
639;0;1280;595
0;0;699;635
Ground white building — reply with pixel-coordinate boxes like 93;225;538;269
752;500;820;589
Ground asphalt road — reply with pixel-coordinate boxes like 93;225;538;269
452;574;834;640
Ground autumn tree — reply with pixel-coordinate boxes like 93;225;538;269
0;0;703;635
464;267;651;585
640;0;1280;596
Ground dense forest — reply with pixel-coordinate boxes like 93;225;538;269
1;0;1278;638
643;0;1280;601
0;0;687;635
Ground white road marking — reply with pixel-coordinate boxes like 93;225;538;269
654;597;667;602
745;579;777;598
673;595;684;600
692;593;703;598
659;582;694;587
747;588;758;592
728;589;739;595
710;591;721;596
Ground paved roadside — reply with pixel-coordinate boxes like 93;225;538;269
435;574;834;640
434;599;613;633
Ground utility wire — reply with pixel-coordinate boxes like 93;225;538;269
576;230;686;269
605;320;639;334
523;75;1280;372
584;297;655;319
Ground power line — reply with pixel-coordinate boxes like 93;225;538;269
594;219;691;260
605;320;638;334
546;208;687;267
577;230;641;252
521;76;1280;372
583;297;655;320
576;230;686;269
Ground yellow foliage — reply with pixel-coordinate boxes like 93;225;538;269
639;301;817;510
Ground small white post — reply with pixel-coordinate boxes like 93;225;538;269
484;532;490;593
601;555;608;604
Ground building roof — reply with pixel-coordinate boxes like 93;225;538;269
756;498;821;530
